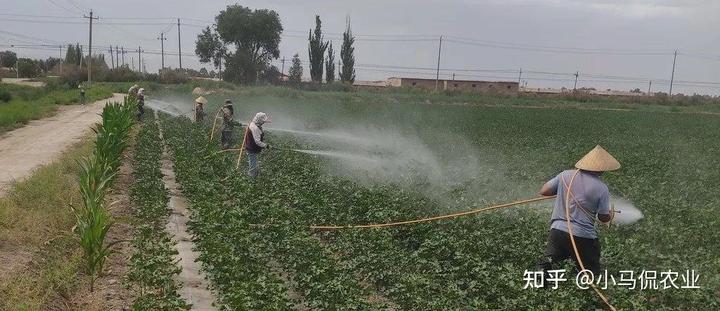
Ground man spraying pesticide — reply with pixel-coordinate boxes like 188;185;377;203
128;84;139;100
136;88;146;120
537;145;619;276
194;96;207;123
243;112;272;178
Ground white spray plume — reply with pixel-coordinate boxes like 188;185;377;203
612;197;644;225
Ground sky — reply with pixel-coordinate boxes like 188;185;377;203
1;0;719;95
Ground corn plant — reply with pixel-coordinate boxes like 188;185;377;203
72;154;117;291
72;96;135;291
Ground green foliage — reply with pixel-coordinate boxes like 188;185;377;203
158;68;190;84
0;50;17;68
72;97;135;291
288;54;303;83
308;15;328;82
326;42;335;83
126;116;190;310
196;4;282;83
149;86;720;310
17;58;41;78
339;20;356;83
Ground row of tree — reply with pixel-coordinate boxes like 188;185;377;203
305;15;355;84
194;5;356;84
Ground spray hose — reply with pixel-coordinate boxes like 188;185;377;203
562;169;617;311
208;108;223;141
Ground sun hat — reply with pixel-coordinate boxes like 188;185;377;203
195;96;208;105
575;145;621;172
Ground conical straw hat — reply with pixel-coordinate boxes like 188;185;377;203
575;145;621;172
195;96;208;105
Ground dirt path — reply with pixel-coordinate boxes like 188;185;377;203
156;112;217;310
0;93;125;196
1;78;46;88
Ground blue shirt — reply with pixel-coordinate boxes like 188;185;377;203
546;169;610;239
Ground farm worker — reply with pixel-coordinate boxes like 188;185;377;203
244;112;271;178
79;86;86;105
537;145;619;275
220;100;241;149
137;88;146;120
194;96;207;123
128;84;139;99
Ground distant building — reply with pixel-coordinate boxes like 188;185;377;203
387;77;519;94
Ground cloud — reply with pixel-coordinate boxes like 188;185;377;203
488;0;707;18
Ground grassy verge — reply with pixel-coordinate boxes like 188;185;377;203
0;137;92;310
0;83;114;133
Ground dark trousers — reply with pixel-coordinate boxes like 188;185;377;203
221;130;232;149
537;228;601;274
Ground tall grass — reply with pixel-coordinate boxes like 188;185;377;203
71;96;135;291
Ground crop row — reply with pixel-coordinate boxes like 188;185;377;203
126;115;189;310
161;115;391;310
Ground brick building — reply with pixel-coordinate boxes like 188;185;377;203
387;77;519;95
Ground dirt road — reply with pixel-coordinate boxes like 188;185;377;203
0;93;125;196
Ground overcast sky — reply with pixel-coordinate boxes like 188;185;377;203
1;0;719;94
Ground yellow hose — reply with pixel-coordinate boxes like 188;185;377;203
235;120;252;169
308;196;555;230
209;108;223;141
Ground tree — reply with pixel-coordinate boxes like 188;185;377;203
195;27;226;73
17;58;40;78
339;19;355;83
196;5;283;83
0;51;17;68
325;41;335;83
64;44;75;64
288;53;303;83
308;15;328;83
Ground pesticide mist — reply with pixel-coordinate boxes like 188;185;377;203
612;197;644;225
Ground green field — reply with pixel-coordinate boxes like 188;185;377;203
148;86;718;309
0;82;113;132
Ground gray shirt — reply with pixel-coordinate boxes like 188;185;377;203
546;169;610;239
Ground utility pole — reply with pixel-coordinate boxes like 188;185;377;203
280;57;285;76
158;32;167;69
109;46;114;69
648;80;652;95
518;68;522;84
177;18;182;69
131;57;135;70
121;47;126;66
435;35;443;92
84;10;98;85
115;45;119;68
59;45;63;75
452;73;455;81
573;71;579;91
669;50;677;96
11;44;18;78
137;46;142;73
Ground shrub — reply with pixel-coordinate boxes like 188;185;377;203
158;68;190;84
0;89;11;102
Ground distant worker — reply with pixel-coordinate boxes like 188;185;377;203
137;88;146;120
537;145;619;275
128;84;139;100
244;112;271;178
79;86;86;105
194;96;207;123
220;100;240;149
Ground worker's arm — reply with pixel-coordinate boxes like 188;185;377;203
539;175;559;196
250;125;268;148
597;190;614;224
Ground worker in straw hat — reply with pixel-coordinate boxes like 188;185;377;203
128;84;140;100
537;145;620;275
244;112;271;178
194;96;207;123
